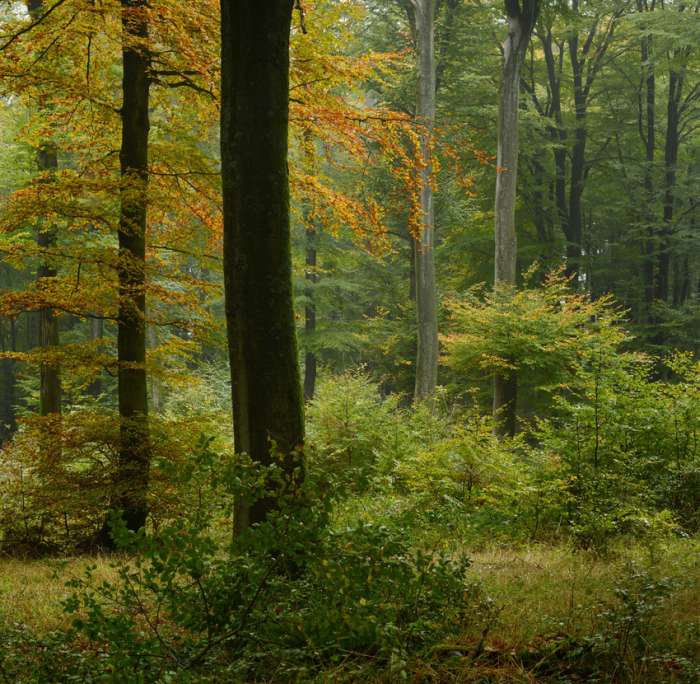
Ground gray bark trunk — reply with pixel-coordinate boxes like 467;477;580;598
412;0;439;403
493;0;538;437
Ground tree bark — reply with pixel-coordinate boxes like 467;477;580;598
27;1;61;419
493;0;538;437
637;4;656;315
412;0;439;403
303;131;318;402
0;316;17;445
303;220;318;402
87;316;104;398
220;1;304;536
100;0;151;544
656;67;682;303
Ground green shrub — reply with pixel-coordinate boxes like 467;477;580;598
306;369;451;493
9;443;484;682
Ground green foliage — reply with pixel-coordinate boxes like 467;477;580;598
1;441;483;682
532;351;700;550
306;368;450;492
444;270;628;394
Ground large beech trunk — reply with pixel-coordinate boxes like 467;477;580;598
220;1;304;536
100;0;151;543
493;0;538;437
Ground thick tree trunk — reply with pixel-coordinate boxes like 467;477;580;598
99;0;151;544
493;0;537;437
220;1;304;536
494;17;525;288
412;0;439;403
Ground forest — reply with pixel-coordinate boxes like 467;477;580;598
0;0;698;681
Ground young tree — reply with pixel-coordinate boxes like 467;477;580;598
220;1;305;535
493;0;539;436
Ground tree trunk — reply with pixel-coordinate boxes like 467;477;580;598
220;0;304;536
304;223;318;402
27;1;61;418
147;317;162;413
640;24;656;316
656;68;682;303
566;29;587;282
100;0;151;545
303;131;318;402
412;0;439;403
87;316;104;398
493;0;537;437
0;317;17;445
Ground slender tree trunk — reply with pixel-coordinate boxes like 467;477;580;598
220;1;304;536
27;1;61;418
412;0;439;403
0;317;17;445
99;0;151;544
493;0;538;436
87;316;104;398
656;68;682;303
304;224;318;402
567;29;587;281
640;25;656;315
303;131;318;402
147;316;162;413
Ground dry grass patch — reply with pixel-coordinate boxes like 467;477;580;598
0;555;121;632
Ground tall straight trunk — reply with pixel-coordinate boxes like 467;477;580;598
640;28;656;314
493;0;538;436
0;317;17;445
541;32;569;244
220;1;304;536
656;68;682;303
412;0;439;402
102;0;151;542
87;316;104;398
146;318;162;413
567;30;587;281
303;222;318;401
303;131;318;402
27;1;61;418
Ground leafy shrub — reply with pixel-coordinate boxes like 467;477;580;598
443;269;628;411
7;443;484;682
306;368;451;493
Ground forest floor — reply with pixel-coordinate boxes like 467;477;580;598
1;538;698;682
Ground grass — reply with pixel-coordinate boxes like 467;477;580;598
1;538;698;682
0;555;120;632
